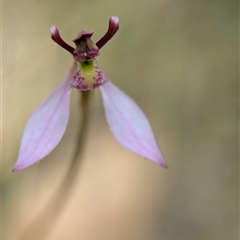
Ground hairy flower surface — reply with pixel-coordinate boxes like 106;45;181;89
13;16;167;172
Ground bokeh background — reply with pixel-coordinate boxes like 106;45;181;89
2;0;238;239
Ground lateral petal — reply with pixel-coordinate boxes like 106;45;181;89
100;82;167;168
13;66;75;172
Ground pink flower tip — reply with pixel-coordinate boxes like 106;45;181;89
160;162;168;169
110;16;119;26
96;16;119;49
50;26;57;35
72;30;94;43
50;26;74;54
12;166;20;172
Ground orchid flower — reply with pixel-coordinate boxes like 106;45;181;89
13;16;167;172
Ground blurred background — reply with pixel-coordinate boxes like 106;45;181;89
2;0;238;239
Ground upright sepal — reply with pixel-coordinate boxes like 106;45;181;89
100;82;167;168
13;66;76;172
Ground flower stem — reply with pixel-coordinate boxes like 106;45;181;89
17;90;91;240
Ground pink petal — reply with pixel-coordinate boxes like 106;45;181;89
13;66;76;172
100;82;167;168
